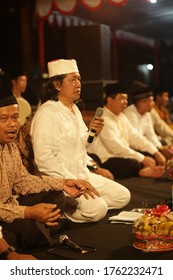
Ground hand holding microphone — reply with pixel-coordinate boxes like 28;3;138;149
87;107;104;143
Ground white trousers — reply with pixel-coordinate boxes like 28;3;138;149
64;173;131;223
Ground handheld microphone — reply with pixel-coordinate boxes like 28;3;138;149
87;107;104;143
59;235;87;254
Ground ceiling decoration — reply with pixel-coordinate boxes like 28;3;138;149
35;0;146;18
35;0;158;72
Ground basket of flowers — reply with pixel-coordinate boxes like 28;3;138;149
133;205;173;252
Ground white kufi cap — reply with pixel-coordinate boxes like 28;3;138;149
48;59;79;77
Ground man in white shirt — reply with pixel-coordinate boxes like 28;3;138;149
125;81;173;161
31;59;131;223
87;83;165;179
10;69;32;125
150;108;173;145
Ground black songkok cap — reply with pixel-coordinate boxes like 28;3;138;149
128;81;153;102
104;82;126;98
0;89;18;107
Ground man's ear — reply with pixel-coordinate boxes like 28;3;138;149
107;96;114;105
53;80;61;91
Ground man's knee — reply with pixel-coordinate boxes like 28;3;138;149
81;198;108;222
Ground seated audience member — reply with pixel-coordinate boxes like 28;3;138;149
87;83;165;179
30;59;131;223
150;108;173;146
153;87;173;129
10;68;32;125
125;81;173;161
0;88;87;249
0;226;36;260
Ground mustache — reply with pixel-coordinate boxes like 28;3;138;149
5;129;18;134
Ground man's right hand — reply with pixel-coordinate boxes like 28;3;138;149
24;203;61;226
77;179;100;200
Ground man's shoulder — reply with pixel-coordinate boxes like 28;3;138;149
17;97;31;107
124;104;136;114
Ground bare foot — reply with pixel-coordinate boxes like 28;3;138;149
139;166;165;178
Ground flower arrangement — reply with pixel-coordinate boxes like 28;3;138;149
133;205;173;251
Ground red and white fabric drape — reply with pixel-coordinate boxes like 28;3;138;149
35;0;127;18
35;0;158;83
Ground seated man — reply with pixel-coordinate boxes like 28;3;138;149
0;226;36;260
10;68;32;125
30;59;131;223
87;83;165;179
153;87;173;129
0;87;87;249
124;81;173;161
150;108;173;146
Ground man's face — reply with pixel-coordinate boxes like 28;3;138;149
107;93;128;115
140;96;155;113
0;104;20;144
12;75;27;94
56;72;81;103
160;91;169;107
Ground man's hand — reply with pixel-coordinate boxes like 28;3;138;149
95;167;115;180
63;179;85;198
24;203;61;226
160;146;173;160
89;117;104;136
77;179;100;200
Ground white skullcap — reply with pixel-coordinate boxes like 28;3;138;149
47;59;79;77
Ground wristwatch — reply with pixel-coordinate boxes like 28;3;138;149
0;246;16;260
87;164;99;172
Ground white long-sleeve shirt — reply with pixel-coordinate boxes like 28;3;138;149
88;107;158;163
150;108;173;142
124;104;162;149
30;100;92;180
30;100;131;218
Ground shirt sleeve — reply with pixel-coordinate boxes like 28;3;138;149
125;106;162;149
143;113;162;149
99;116;145;162
11;144;64;194
0;202;26;223
125;116;159;155
151;109;173;138
101;115;158;162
